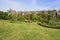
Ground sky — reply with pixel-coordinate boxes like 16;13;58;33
0;0;60;11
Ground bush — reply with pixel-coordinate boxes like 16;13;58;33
10;12;18;23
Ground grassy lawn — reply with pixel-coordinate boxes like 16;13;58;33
0;20;60;40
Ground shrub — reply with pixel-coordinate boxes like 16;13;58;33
10;12;18;23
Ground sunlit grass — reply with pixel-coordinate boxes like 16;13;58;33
0;20;60;40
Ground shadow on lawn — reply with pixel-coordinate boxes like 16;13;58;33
37;22;60;29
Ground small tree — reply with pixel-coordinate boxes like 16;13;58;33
11;12;18;23
0;11;9;20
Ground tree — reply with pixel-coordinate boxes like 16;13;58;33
0;11;8;20
24;12;30;20
11;12;18;23
2;12;8;20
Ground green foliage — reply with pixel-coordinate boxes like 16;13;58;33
18;14;25;21
0;10;60;25
10;12;18;23
2;12;8;20
8;14;12;20
0;11;8;20
31;14;38;21
24;13;30;20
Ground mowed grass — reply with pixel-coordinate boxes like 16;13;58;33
0;20;60;40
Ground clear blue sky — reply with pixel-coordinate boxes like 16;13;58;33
0;0;60;11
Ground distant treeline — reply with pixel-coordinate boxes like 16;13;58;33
0;9;60;23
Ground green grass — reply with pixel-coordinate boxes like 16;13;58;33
0;20;60;40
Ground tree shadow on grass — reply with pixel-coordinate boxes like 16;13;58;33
37;23;60;29
42;25;60;29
